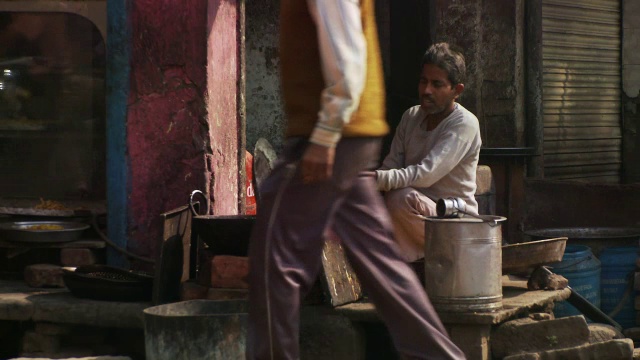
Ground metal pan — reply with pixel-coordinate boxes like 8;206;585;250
0;221;89;243
63;265;153;302
502;237;568;274
0;198;106;217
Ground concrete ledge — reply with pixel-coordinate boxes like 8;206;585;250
0;280;149;328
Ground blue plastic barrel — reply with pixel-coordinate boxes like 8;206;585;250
552;245;601;319
599;246;638;329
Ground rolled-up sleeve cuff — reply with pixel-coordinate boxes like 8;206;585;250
375;170;388;191
309;124;342;148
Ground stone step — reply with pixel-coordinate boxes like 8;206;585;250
503;338;634;360
492;315;590;359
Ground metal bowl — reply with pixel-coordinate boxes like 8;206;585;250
523;227;640;256
524;227;640;241
0;221;89;243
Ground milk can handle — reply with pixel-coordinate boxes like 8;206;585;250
457;209;501;227
189;190;210;216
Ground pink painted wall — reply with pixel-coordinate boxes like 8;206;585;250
127;0;240;262
206;0;241;216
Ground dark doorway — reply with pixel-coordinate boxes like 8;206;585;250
380;0;434;156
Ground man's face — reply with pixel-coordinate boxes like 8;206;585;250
418;64;464;115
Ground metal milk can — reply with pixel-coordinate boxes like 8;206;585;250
423;214;506;313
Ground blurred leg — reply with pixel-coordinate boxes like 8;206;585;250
247;138;380;360
334;178;464;360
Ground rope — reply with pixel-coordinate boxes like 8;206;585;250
606;271;634;319
90;214;155;264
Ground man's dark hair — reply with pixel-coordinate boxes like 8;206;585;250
421;43;466;86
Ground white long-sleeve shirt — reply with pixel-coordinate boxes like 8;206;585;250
306;0;367;148
376;103;482;214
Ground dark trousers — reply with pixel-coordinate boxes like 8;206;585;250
247;137;465;360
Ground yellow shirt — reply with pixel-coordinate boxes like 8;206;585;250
279;0;389;146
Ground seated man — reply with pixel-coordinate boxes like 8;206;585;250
367;42;482;263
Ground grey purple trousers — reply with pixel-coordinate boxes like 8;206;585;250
247;137;465;360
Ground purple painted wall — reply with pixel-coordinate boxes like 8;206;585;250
126;0;240;262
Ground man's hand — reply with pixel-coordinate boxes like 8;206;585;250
301;142;335;184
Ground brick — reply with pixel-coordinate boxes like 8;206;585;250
180;280;209;301
527;268;568;290
529;313;554;321
24;264;65;288
207;288;249;300
491;316;590;359
60;248;98;266
34;322;71;336
21;330;61;353
623;326;640;341
210;255;249;289
504;339;634;360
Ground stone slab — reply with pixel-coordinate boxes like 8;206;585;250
503;338;634;360
31;292;147;328
0;280;148;328
334;287;571;325
491;316;589;359
320;230;363;307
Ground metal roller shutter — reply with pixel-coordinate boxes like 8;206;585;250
542;0;621;182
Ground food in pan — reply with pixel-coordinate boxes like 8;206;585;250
25;224;64;231
34;198;69;211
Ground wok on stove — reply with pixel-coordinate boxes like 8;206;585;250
189;190;255;255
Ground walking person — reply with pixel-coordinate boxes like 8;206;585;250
246;1;466;359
